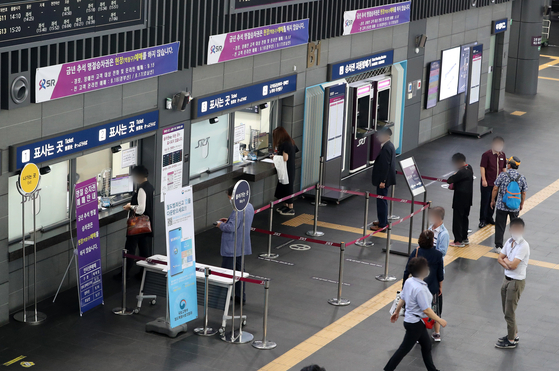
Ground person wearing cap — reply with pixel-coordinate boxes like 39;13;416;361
479;136;507;228
370;128;396;232
491;156;528;253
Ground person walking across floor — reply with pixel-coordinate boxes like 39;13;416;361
428;206;450;258
386;256;447;371
404;230;445;342
370;127;396;232
118;165;154;280
495;218;530;349
491;156;527;253
272;127;299;216
479;136;507;228
446;153;474;247
216;186;254;304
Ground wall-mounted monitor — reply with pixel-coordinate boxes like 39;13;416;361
426;61;440;109
439;47;461;101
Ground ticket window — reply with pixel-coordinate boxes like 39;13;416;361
233;101;275;161
189;114;230;178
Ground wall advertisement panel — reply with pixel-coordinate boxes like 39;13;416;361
161;124;184;202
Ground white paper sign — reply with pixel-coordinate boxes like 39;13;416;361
161;124;185;202
234;124;246;143
121;147;137;168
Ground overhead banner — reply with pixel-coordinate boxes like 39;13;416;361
161;124;184;202
343;1;411;36
207;19;309;65
36;42;179;103
75;178;104;314
469;45;483;105
327;50;394;81
165;186;198;328
11;110;158;171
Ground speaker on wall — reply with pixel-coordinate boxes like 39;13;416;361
1;71;31;110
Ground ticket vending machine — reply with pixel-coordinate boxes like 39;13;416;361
367;76;392;164
347;82;374;173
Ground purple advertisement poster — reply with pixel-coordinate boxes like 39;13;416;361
207;19;309;65
343;1;411;36
36;42;180;103
75;178;103;314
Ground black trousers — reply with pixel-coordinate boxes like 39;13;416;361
495;209;519;248
479;185;495;223
221;256;246;301
384;321;438;371
376;186;389;228
125;234;152;275
452;206;470;242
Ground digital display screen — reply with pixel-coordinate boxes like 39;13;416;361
426;61;440;109
399;157;425;197
458;45;471;94
439;46;461;101
0;0;145;47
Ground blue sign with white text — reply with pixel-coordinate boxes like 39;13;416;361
328;50;394;81
492;18;508;34
194;75;297;118
12;110;159;170
232;180;251;211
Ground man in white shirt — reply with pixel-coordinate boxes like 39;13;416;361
496;217;529;349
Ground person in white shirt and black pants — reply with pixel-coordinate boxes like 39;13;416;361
496;217;530;349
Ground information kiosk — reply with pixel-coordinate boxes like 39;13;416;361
347;82;374;173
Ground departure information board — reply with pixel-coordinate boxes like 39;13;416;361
0;0;145;47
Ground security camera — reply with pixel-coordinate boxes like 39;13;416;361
258;103;269;110
209;117;219;124
172;91;192;111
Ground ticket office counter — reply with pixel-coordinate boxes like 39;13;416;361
6;112;158;261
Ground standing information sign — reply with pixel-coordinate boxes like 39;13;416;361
75;178;104;314
164;186;198;328
399;157;427;255
161;124;184;202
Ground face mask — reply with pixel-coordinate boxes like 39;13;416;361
511;233;522;241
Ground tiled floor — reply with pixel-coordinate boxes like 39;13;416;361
3;42;559;371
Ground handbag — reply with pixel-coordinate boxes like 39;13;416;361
127;212;152;236
273;155;289;185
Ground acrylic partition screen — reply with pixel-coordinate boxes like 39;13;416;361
189;115;230;178
439;46;461;101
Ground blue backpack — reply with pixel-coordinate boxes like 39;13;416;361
502;173;522;210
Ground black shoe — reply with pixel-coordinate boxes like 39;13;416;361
498;335;519;344
495;339;517;349
276;206;288;214
478;221;487;228
234;297;246;305
279;207;295;216
487;219;496;225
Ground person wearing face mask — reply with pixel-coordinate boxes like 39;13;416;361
387;256;447;371
446;153;474;247
479;137;507;228
496;218;530;349
403;230;444;342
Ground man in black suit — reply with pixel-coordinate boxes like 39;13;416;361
371;128;397;231
446;153;474;247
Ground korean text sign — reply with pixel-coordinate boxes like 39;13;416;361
161;124;184;203
208;19;309;64
165;186;198;328
343;1;410;36
36;42;179;102
12;110;158;170
194;74;297;118
75;178;103;314
328;50;394;81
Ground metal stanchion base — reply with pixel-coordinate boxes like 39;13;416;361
13;311;47;325
328;298;350;306
259;252;279;259
375;274;397;282
354;240;374;247
311;202;327;207
112;307;134;316
388;215;400;221
306;230;324;237
252;340;277;350
221;330;254;344
194;327;218;336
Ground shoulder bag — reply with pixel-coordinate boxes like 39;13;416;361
127;212;152;236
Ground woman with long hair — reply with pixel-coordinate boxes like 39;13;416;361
272;127;298;215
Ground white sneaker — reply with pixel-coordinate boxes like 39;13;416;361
494;247;502;254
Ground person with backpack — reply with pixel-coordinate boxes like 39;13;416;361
491;156;528;253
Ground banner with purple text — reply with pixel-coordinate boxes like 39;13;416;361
207;19;309;65
36;42;180;103
75;178;103;314
343;1;411;36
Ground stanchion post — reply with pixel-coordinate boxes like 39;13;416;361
407;196;415;255
388;185;400;221
260;201;278;259
328;243;350;306
194;267;217;336
112;249;133;315
252;280;277;350
421;191;428;231
376;222;397;282
16;195;27;323
355;193;373;247
306;183;324;237
312;156;327;207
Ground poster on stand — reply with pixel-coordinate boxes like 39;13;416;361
165;186;198;328
325;84;346;161
469;45;483;105
399;157;425;197
75;178;104;314
161;124;184;202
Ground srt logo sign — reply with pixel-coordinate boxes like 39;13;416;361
210;45;223;54
357;137;367;147
39;78;56;90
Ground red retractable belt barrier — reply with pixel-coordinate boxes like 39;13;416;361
396;171;448;183
319;185;429;206
250;227;342;247
254;185;317;214
123;253;266;285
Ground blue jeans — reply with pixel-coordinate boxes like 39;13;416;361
377;186;389;228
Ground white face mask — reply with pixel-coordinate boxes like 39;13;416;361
511;233;523;241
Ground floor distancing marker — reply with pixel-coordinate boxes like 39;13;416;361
260;179;559;371
510;111;526;116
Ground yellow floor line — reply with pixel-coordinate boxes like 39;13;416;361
539;76;559;82
539;58;559;70
484;252;559;270
540;54;559;59
262;180;559;371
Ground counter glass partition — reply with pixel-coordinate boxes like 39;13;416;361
190;114;230;178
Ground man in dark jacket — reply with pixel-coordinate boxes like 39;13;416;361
371;128;397;231
447;153;474;247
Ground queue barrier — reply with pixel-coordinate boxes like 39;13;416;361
115;251;275;350
254;185;317;214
